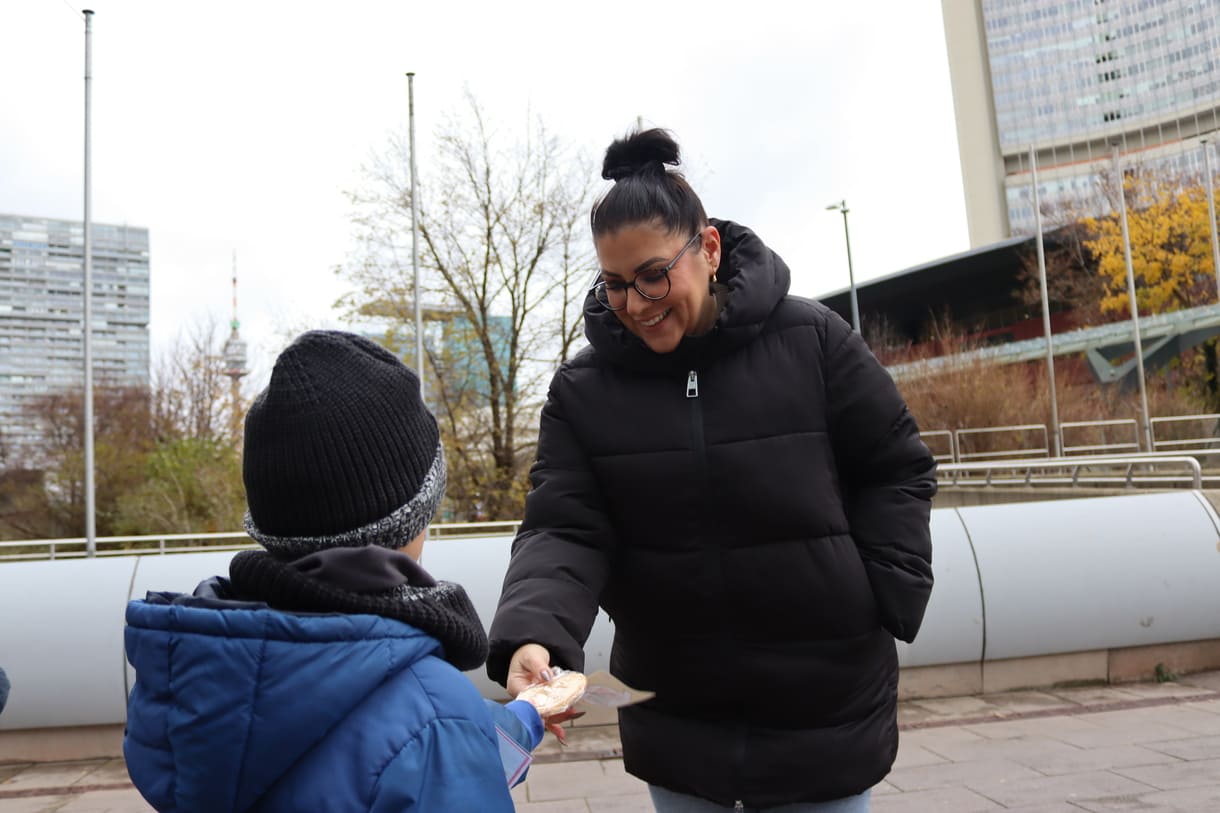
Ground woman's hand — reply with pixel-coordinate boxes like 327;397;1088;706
508;643;584;744
507;643;554;698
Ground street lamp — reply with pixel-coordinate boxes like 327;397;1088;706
825;200;861;333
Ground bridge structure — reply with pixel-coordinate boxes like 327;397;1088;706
889;301;1220;392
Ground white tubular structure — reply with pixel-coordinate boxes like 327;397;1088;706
2;493;1220;733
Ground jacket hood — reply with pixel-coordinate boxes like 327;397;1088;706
124;593;442;811
583;219;791;372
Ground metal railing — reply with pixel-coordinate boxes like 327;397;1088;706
932;414;1220;464
0;521;522;563
938;455;1203;489
921;430;957;464
1150;413;1220;452
1059;419;1141;457
955;424;1050;462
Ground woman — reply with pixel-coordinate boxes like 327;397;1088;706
488;129;936;812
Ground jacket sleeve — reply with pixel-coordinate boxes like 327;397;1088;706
370;717;515;813
487;375;615;685
823;312;937;643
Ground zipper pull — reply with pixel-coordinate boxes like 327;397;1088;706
686;370;699;398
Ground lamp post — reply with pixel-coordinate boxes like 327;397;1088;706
826;200;860;333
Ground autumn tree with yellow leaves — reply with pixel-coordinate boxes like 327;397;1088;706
1082;166;1220;405
1083;168;1220;316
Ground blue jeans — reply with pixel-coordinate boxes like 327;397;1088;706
648;785;871;813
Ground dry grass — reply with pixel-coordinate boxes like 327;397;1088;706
872;322;1213;457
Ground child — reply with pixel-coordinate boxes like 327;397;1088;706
124;330;546;812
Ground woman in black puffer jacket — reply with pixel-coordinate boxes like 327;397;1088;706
488;128;936;812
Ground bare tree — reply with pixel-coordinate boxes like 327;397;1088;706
339;93;597;521
152;317;248;446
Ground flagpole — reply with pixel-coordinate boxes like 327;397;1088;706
83;9;97;556
407;72;424;402
1112;143;1153;450
1030;146;1061;456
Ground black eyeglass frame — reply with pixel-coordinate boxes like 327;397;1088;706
590;230;704;311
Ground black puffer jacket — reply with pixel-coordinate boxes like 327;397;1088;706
489;220;936;806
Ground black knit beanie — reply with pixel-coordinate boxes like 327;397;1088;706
242;330;446;558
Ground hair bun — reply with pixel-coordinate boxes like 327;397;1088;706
602;128;681;181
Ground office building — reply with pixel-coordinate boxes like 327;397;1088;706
944;0;1220;244
0;214;150;461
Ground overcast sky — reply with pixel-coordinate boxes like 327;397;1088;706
2;0;970;386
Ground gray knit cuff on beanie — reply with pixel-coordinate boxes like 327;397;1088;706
245;442;447;558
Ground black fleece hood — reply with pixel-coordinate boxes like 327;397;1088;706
582;219;791;372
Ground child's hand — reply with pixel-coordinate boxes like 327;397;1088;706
542;709;585;745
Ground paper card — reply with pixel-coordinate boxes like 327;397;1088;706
574;670;654;709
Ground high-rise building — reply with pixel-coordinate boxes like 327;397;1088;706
944;0;1220;245
0;214;150;461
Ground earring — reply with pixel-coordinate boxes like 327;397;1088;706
709;268;718;294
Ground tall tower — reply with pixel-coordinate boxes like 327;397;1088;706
221;251;249;442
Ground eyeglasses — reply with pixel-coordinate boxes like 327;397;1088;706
591;231;703;311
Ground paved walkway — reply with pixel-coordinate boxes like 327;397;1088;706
3;672;1220;812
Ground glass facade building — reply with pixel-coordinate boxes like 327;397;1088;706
0;214;150;460
945;0;1220;241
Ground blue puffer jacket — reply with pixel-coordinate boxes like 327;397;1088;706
125;594;524;812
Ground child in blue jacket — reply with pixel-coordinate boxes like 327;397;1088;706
124;331;547;812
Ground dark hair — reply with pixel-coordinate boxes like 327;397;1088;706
590;128;708;239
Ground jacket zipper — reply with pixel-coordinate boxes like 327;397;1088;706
691;370;745;807
687;370;705;468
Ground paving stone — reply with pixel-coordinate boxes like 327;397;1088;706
1049;710;1198;748
870;786;1002;812
887;757;1043;792
1179;670;1220;693
914;732;1084;766
896;703;944;727
0;764;32;784
961;713;1106;741
76;759;131;787
586;792;654;812
1016;743;1180;776
872;780;900;796
1111;681;1216;701
1117;783;1220;810
1113;756;1220;790
535;724;623;763
54;788;154;812
1134;703;1220;736
975;690;1076;715
0;761;100;792
1044;685;1145;707
966;770;1158;808
1142;734;1220;761
0;795;74;813
524;759;644;803
891;743;950;770
908;695;1005;719
899;724;989;759
1070;794;1180;812
514;801;591;813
